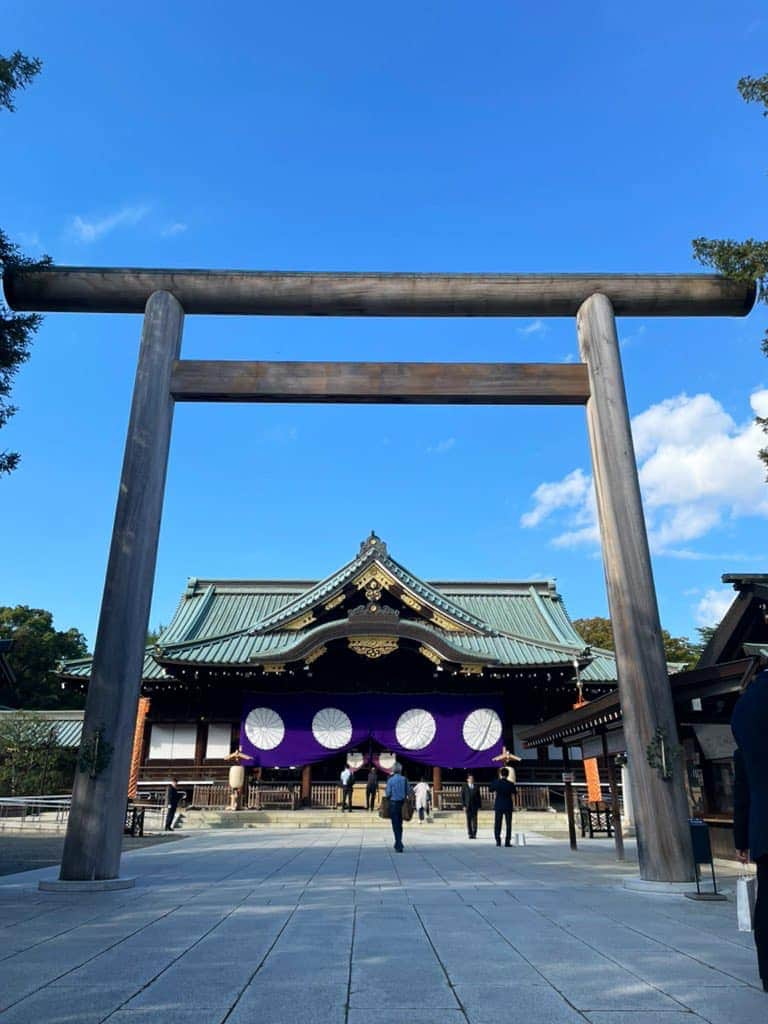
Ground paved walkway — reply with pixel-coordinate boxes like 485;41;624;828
0;826;763;1023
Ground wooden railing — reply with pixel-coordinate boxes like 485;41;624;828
434;783;551;812
192;783;230;808
311;783;340;809
247;783;300;810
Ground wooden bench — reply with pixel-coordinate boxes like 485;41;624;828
579;799;613;838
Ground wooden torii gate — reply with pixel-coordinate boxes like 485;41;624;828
3;267;755;885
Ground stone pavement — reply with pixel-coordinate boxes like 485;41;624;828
0;825;763;1024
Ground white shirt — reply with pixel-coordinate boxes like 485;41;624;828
341;768;352;786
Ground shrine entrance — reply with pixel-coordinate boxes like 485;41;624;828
3;265;754;884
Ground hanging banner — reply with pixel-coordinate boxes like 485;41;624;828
239;693;504;769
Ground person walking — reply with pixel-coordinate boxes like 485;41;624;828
413;777;431;823
732;669;768;993
488;767;516;847
461;773;482;839
340;764;355;812
385;763;412;852
366;766;379;811
165;777;182;831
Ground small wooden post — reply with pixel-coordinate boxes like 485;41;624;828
562;747;578;851
60;291;184;882
577;293;693;882
301;765;312;807
601;732;625;861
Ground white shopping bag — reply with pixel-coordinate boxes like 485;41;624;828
737;874;757;932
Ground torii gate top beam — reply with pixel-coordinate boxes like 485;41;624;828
3;266;755;317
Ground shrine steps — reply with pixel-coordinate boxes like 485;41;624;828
187;809;570;832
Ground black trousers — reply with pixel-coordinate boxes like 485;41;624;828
342;784;354;811
165;804;179;830
366;786;377;811
390;799;404;849
465;808;478;837
494;809;512;845
756;856;768;982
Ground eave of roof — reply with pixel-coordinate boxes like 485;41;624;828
521;656;759;747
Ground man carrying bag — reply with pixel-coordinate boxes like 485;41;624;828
732;670;768;993
384;763;412;853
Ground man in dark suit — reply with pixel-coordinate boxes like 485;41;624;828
732;669;768;993
165;777;182;831
461;774;483;839
488;767;516;847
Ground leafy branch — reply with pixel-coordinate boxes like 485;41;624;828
691;73;768;477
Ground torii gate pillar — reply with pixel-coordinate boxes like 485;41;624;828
577;293;693;881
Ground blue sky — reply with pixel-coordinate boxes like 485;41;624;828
2;1;767;647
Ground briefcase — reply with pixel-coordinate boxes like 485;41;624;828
402;796;415;822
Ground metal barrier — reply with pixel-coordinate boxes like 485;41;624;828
0;795;72;831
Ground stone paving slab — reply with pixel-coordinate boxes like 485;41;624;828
0;827;764;1023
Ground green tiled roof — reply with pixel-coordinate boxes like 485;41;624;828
59;535;622;685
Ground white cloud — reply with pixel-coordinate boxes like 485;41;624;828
695;588;733;626
72;204;149;242
521;389;768;557
162;222;188;237
517;319;548;336
426;437;456;455
520;469;591;528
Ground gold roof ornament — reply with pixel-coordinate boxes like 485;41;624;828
348;636;399;659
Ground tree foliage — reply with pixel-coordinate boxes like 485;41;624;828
0;49;46;477
692;73;768;476
0;712;75;796
0;51;41;112
572;615;702;669
146;623;166;646
0;606;88;710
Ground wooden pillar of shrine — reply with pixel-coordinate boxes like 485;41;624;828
432;766;442;808
301;765;312;807
127;697;150;800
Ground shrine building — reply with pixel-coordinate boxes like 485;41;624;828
60;533;620;805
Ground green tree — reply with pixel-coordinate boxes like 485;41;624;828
0;49;47;476
146;623;166;646
692;73;768;476
573;615;700;668
0;711;73;796
0;606;88;709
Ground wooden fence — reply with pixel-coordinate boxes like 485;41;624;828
434;783;551;812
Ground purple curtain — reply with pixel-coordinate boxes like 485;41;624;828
239;693;504;769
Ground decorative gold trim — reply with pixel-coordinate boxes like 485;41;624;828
432;611;465;633
460;663;484;676
348;636;399;659
354;566;394;591
401;593;423;613
304;645;327;666
262;663;286;675
283;611;315;631
324;593;345;611
418;645;443;666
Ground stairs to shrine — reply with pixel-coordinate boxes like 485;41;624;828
183;808;570;833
